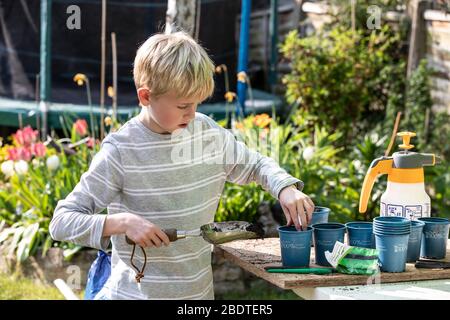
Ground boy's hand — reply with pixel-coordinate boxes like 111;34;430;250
121;213;170;248
279;185;315;231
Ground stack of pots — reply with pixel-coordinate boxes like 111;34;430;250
373;217;411;273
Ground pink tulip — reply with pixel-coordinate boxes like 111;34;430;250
86;137;94;149
7;147;32;161
31;143;47;158
73;119;88;136
6;148;20;161
13;126;38;147
17;147;32;161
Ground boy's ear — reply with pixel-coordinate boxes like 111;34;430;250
137;87;151;107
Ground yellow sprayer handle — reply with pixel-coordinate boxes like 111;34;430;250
359;157;393;214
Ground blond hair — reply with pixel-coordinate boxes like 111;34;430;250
133;31;215;101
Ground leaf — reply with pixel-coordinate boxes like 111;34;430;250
63;245;83;262
41;234;54;258
0;228;16;244
16;223;39;262
8;226;25;256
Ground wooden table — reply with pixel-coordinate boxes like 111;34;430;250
215;238;450;300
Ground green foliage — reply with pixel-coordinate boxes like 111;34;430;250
280;26;404;142
0;119;99;262
403;60;450;160
216;182;272;223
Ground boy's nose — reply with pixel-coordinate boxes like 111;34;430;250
184;106;196;121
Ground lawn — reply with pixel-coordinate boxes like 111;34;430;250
0;273;65;300
0;273;298;300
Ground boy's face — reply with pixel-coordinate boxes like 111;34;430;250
138;89;200;134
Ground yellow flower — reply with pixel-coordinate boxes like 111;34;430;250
108;86;114;98
73;73;87;86
104;116;112;127
253;113;271;128
224;91;236;103
237;71;247;83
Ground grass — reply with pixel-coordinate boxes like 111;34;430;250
0;273;299;300
0;273;66;300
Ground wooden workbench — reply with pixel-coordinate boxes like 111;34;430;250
215;238;450;299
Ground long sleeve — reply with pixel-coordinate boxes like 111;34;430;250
49;141;124;250
221;127;304;199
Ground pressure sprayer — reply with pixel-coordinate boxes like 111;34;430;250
359;131;439;220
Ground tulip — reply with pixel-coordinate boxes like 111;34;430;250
73;119;88;136
302;146;315;161
46;155;60;171
31;143;47;158
1;160;15;178
13;126;38;147
31;158;40;169
253;114;271;128
14;160;29;176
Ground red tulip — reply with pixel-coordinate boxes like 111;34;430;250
73;119;88;136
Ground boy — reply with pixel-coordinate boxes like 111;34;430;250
49;31;314;300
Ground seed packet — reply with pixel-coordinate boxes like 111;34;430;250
325;241;380;275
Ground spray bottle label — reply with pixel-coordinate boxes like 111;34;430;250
381;202;429;219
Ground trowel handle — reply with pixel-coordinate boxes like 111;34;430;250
163;228;179;242
359;157;393;214
125;228;179;245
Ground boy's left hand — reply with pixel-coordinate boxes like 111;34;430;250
279;185;315;231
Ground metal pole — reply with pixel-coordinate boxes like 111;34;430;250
39;0;52;139
100;0;106;140
111;32;117;122
269;0;278;92
237;0;251;115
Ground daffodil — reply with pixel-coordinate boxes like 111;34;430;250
237;71;247;83
108;86;114;98
215;64;228;74
224;91;236;103
73;73;87;86
104;116;112;126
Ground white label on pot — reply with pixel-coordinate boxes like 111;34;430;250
394;244;408;253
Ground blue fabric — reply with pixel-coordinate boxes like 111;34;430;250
84;250;111;300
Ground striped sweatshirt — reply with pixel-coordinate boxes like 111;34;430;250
49;112;302;300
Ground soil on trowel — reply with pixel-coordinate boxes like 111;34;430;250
211;222;265;239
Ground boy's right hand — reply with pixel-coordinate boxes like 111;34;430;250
122;213;170;248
